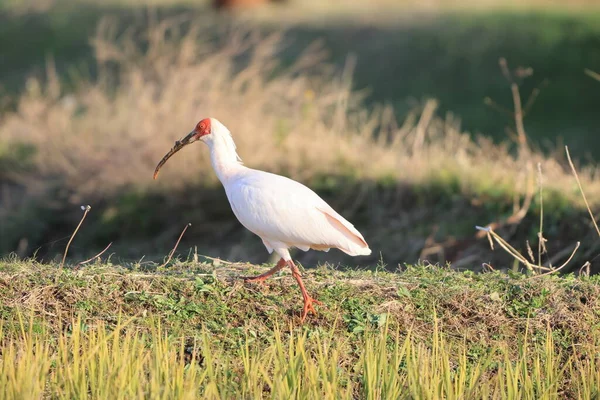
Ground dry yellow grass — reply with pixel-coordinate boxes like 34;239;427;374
1;17;598;202
2;311;600;399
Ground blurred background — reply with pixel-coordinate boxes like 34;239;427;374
1;0;599;272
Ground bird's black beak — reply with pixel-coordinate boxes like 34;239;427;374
153;131;196;180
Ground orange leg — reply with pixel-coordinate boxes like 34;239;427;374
242;258;287;283
288;260;322;322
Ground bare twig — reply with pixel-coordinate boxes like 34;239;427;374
526;240;535;264
477;226;536;271
476;226;555;272
476;153;585;276
537;163;547;269
584;69;600;82
566;146;600;238
490;58;533;156
579;261;591;277
482;263;495;272
160;223;191;268
477;224;580;276
528;242;581;279
61;205;91;268
510;83;528;156
546;241;582;269
522;79;548;116
499;57;512;82
77;242;113;266
522;88;541;116
483;97;514;118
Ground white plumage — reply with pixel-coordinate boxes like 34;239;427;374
206;118;370;259
153;117;371;322
227;170;371;257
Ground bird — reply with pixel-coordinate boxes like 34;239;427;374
153;118;371;322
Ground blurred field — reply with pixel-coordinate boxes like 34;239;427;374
1;0;600;272
1;1;600;155
2;260;600;398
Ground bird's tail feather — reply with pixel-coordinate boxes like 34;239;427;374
340;245;372;256
321;212;371;256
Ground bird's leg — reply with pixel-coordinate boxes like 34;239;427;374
242;258;287;283
288;260;322;322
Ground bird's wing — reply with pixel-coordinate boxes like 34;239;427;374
315;202;368;245
226;170;370;256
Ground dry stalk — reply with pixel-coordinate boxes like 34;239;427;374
584;69;600;82
477;58;542;241
566;146;600;238
477;226;543;272
527;242;580;279
579;261;591;277
477;147;594;276
536;163;548;271
476;225;580;275
510;82;528;156
77;242;113;266
160;223;191;268
475;67;596;276
60;205;91;268
497;57;531;157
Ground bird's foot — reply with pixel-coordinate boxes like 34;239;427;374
300;296;323;323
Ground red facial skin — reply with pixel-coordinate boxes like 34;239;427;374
153;118;212;180
194;118;211;138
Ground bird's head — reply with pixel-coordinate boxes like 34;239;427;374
153;117;217;179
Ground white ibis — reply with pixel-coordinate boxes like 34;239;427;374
154;118;371;321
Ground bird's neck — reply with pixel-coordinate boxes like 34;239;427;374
208;134;244;183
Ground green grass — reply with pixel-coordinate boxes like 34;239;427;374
1;259;600;398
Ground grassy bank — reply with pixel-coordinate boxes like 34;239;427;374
2;259;600;398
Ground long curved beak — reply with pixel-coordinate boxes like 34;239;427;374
153;131;195;180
